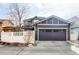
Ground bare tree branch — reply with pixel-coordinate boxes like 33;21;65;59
8;3;29;31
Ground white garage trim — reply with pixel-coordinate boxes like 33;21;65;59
37;28;68;42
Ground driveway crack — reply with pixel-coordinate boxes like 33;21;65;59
16;47;25;55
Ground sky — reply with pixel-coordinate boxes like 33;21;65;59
0;3;79;20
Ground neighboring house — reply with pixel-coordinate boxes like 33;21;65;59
0;19;15;32
68;16;79;40
33;15;70;41
68;16;79;29
0;21;2;32
68;16;79;32
23;16;46;30
0;22;2;40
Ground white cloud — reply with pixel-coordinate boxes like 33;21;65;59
29;3;79;19
1;3;79;19
1;0;79;3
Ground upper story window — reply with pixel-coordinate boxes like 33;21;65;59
47;19;52;24
39;17;67;24
53;18;58;24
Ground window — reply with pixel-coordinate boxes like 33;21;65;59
47;19;52;24
40;29;45;32
53;29;66;32
46;29;52;32
53;18;58;24
62;29;66;32
53;29;59;32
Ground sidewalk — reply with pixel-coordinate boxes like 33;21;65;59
69;40;79;54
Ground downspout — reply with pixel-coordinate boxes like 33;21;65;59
68;23;70;41
34;24;37;44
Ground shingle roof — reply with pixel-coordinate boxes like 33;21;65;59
23;16;46;22
0;19;14;25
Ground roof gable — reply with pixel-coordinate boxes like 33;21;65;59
0;19;13;25
33;15;69;25
47;15;69;23
68;16;79;27
68;16;79;23
2;20;13;27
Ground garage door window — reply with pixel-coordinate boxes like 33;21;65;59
46;29;52;32
40;29;52;32
40;29;45;32
40;29;65;32
53;29;65;32
53;29;59;32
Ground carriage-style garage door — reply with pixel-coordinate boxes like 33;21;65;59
39;29;66;41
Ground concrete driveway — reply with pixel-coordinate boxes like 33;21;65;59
0;41;78;55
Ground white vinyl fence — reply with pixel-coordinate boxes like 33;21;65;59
70;31;78;41
1;31;35;44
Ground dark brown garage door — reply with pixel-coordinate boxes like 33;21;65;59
39;29;66;41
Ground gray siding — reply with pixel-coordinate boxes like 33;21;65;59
59;20;66;24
